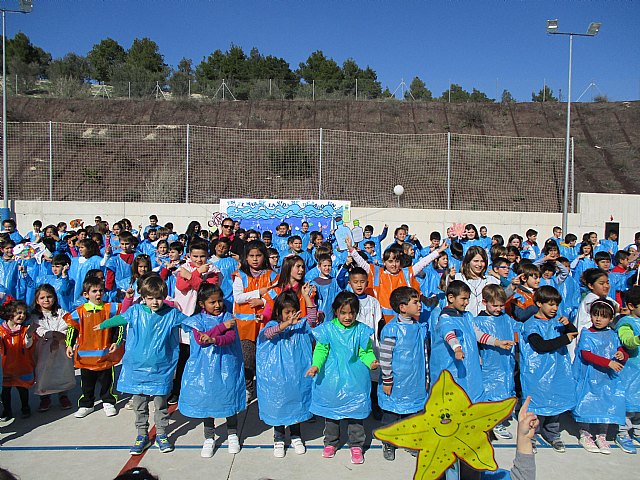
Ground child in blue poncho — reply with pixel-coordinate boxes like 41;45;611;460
473;284;520;440
615;286;640;454
94;274;189;455
573;299;627;454
520;286;578;453
178;283;246;459
430;281;514;404
305;291;379;465
378;286;428;462
257;287;317;458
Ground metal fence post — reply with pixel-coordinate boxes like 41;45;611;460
355;78;358;100
312;80;315;101
318;128;323;199
48;121;53;201
185;124;190;204
447;132;451;210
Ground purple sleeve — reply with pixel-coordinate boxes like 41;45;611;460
213;327;236;347
263;324;282;339
306;306;318;327
203;322;228;338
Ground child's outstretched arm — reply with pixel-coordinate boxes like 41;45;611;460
412;241;449;276
618;324;640;349
527;321;577;353
92;314;128;331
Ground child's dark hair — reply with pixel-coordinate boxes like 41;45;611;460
614;250;630;264
624;286;640;307
277;255;305;290
195;283;225;315
33;219;42;228
316;253;332;265
482;284;507;304
82;276;104;294
541;240;559;255
534;285;562;305
85;268;104;281
490;245;508;262
240;240;270;273
430;231;441;241
348;267;368;280
32;284;61;316
506;245;521;259
492;234;504;246
363;240;375;248
169;241;184;254
313;244;332;262
332;291;360;318
138;274;168;299
309;231;322;244
564;233;577;244
189;240;209;254
382;246;402;262
77;238;100;258
492;257;509;269
446;280;471;298
461;246;489;279
262;230;273;240
581;268;608;290
131;255;152;284
520;263;540;279
287;235;302;245
590;298;615;319
579;242;593;257
390;286;419;314
51;253;71;267
525;228;537;238
272;290;300;322
594;251;611;264
539;261;556;276
267;247;279;259
119;231;138;247
2;299;27;320
450;241;463;260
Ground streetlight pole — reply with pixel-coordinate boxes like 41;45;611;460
1;0;32;221
546;19;601;234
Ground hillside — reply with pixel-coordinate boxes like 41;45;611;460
7;97;640;198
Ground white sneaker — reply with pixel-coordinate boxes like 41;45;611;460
227;434;241;454
201;438;215;458
595;434;611;455
493;423;513;440
291;437;306;455
125;399;134;410
274;441;286;458
74;407;94;418
103;403;117;417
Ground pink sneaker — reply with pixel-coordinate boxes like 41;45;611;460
322;445;337;458
350;446;364;464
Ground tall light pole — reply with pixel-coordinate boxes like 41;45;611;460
546;19;601;234
1;0;32;221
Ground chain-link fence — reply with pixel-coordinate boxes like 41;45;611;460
0;121;572;212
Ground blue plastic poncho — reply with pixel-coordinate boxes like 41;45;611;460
178;312;246;418
311;278;341;319
0;258;19;298
615;315;640;411
256;320;314;426
430;308;485;402
378;318;428;414
310;320;374;420
472;312;520;401
520;316;576;416
572;328;626;425
69;255;104;306
117;304;185;396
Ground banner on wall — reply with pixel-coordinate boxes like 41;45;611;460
219;198;352;236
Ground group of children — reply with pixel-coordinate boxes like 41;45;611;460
1;215;639;468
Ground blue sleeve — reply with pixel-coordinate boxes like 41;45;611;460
378;227;388;242
337;266;349;290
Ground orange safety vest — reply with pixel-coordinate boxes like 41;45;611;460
368;265;421;324
233;270;278;342
0;322;36;388
63;303;124;371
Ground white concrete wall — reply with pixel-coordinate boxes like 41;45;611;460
11;192;639;248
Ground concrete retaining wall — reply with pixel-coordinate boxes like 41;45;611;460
11;192;639;247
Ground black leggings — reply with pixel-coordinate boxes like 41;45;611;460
1;386;29;415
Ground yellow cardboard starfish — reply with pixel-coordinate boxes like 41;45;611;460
375;370;516;480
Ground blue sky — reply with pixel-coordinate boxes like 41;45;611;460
5;0;639;101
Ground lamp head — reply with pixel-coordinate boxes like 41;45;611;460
546;19;559;34
587;22;601;36
18;0;33;13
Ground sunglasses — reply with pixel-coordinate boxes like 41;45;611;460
222;225;233;228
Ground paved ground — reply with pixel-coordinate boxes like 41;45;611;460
0;377;638;480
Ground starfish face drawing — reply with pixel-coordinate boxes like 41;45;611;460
374;370;516;480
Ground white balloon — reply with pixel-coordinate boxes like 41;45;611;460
393;184;405;196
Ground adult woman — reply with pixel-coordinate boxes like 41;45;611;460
453;246;499;316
